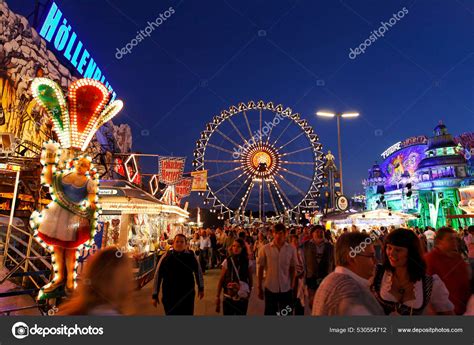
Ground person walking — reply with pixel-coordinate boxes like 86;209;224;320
223;230;236;256
300;226;311;245
424;227;436;252
372;230;383;263
215;227;226;265
425;227;471;315
152;234;204;315
371;229;454;315
312;233;384;316
257;223;297;315
216;238;252;315
199;230;211;273
290;234;305;315
254;231;268;258
60;246;134;315
189;232;200;254
208;229;218;269
302;225;335;307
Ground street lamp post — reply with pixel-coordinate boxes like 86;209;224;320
316;111;359;195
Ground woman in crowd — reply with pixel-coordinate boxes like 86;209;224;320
60;246;134;315
152;234;204;315
370;228;454;315
325;230;334;244
216;238;252;315
372;230;383;264
189;232;200;254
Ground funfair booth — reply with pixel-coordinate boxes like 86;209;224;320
98;180;189;287
327;209;416;231
363;124;473;229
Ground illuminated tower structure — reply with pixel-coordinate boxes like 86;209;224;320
415;122;469;228
362;162;388;211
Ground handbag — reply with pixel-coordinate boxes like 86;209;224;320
229;257;250;300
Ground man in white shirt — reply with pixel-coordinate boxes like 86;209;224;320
424;227;436;252
312;232;384;316
257;223;297;315
199;229;211;273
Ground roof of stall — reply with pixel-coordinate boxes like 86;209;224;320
348;209;417;220
322;210;358;221
98;180;189;217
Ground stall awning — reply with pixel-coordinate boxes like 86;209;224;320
98;180;189;218
348;209;417;221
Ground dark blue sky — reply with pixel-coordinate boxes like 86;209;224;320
8;0;474;201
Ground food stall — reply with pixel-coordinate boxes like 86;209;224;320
347;209;417;229
97;180;189;288
324;209;417;231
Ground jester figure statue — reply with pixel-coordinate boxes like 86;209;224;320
29;78;123;297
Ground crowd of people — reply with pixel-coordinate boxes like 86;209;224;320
60;223;474;316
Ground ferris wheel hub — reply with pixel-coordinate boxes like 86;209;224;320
243;144;280;179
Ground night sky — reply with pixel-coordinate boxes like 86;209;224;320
7;0;474;206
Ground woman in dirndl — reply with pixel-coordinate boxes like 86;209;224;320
33;152;97;294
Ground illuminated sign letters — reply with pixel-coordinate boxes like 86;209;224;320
39;2;116;100
381;141;401;159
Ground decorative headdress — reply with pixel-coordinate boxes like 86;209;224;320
31;78;123;151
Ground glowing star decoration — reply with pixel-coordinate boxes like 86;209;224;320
31;78;124;151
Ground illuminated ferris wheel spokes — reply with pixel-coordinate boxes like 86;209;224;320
193;100;325;220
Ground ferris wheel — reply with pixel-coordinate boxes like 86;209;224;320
193;100;325;221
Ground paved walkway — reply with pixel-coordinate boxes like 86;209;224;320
130;268;265;316
1;267;310;316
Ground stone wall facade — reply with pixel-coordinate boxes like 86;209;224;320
0;0;131;157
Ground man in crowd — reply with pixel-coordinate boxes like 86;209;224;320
424;226;436;252
152;234;204;315
425;227;471;315
312;232;384;315
257;223;297;315
299;226;311;245
302;225;335;306
215;227;226;265
208;228;218;269
198;229;211;273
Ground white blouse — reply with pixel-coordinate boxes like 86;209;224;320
379;271;454;314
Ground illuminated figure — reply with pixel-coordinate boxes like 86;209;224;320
324;150;337;171
29;78;123;297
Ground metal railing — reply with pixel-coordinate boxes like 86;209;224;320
0;214;52;289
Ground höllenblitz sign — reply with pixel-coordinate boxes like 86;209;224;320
39;2;116;100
